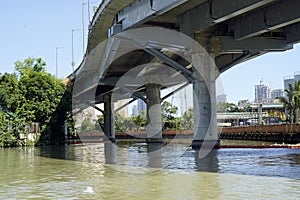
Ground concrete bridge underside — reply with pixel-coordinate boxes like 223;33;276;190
73;0;300;149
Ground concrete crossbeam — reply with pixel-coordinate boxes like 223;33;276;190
217;51;262;73
218;36;292;53
178;0;275;35
116;0;187;30
285;22;300;44
233;0;300;40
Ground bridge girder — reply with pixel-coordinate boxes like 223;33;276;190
102;0;296;73
82;0;300;89
231;0;300;40
178;0;276;35
117;0;188;31
285;22;300;44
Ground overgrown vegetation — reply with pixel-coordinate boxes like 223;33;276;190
0;58;73;147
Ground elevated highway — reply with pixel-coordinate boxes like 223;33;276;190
72;0;300;149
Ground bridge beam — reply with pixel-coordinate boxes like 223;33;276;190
195;34;291;72
145;83;163;143
178;0;275;35
232;0;300;40
216;51;263;73
103;94;115;142
113;0;187;32
285;22;300;44
218;36;291;53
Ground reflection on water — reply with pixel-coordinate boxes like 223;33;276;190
1;141;300;199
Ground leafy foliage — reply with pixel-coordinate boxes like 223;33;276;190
180;108;194;130
0;58;73;146
277;80;300;123
162;101;178;130
217;102;240;112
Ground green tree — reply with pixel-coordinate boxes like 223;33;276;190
277;80;300;123
180;108;194;130
81;117;95;132
0;73;21;113
0;73;28;143
17;68;65;123
292;81;300;123
238;99;251;111
161;101;178;130
15;57;46;76
131;111;147;130
0;57;73;146
217;102;239;112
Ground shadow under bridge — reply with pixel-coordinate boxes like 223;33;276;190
72;27;219;149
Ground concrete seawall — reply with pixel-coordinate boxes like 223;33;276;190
219;124;300;143
74;125;300;144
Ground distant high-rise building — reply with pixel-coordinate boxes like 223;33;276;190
115;100;129;117
295;71;300;81
283;71;300;90
216;94;227;103
271;89;284;101
137;99;146;114
255;81;270;103
284;75;295;90
132;105;138;116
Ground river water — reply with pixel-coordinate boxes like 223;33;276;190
1;140;300;199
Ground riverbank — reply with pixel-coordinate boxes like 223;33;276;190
72;124;300;144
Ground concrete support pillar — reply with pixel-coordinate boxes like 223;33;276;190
192;75;219;149
145;84;163;143
258;103;263;125
104;95;115;142
64;119;68;144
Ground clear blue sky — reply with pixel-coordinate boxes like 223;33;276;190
221;44;300;103
0;0;101;77
0;0;299;104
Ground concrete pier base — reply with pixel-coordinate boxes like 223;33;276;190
146;84;163;143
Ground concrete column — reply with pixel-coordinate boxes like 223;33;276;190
104;95;115;142
258;103;263;125
145;84;163;143
192;75;219;149
64;119;68;144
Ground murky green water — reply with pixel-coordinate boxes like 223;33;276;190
1;141;300;199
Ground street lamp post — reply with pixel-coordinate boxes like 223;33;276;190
82;1;96;56
71;29;80;74
82;2;86;56
55;46;63;78
88;0;91;22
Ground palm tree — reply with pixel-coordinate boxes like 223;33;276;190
277;80;300;124
293;80;300;123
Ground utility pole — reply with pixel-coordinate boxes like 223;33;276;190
82;1;87;55
71;29;80;74
88;0;91;22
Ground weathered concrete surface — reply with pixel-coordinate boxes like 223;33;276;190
145;84;163;143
